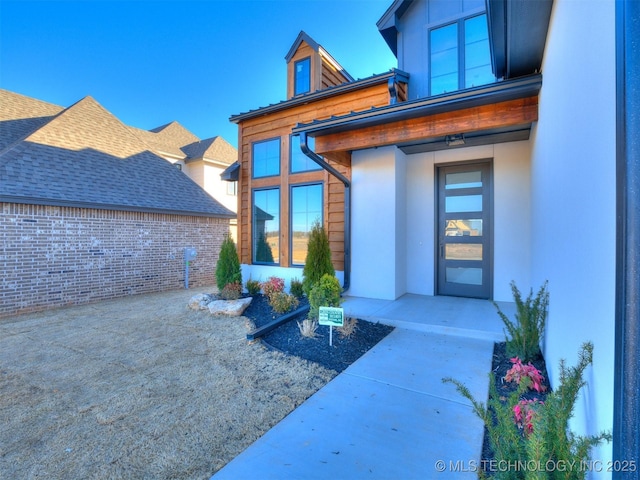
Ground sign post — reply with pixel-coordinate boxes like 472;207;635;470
319;306;344;346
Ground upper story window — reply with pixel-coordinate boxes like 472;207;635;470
294;57;311;95
252;138;280;178
430;13;494;96
290;135;322;173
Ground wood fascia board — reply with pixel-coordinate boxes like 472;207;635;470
314;96;539;154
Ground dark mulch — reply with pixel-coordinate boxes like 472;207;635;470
481;341;551;472
242;294;394;373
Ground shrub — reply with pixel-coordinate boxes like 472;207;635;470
302;220;335;296
308;274;342;320
290;277;304;298
219;282;242;300
443;342;611;480
215;236;242;291
504;357;547;393
337;317;358;339
494;281;549;362
297;318;318;338
269;291;300;314
245;278;261;296
261;276;285;301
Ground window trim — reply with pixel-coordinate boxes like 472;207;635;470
290;134;322;174
294;57;311;96
251;137;281;179
429;13;494;96
252;186;280;266
289;181;324;267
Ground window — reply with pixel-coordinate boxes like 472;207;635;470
290;184;323;266
430;14;494;95
226;181;237;196
253;188;280;264
252;138;280;178
294;57;311;95
290;135;322;173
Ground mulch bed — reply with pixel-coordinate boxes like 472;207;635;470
242;294;395;373
481;341;551;473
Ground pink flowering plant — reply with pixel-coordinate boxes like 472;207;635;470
504;357;547;393
513;399;544;435
261;276;285;301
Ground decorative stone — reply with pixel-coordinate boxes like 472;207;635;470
188;293;214;310
207;297;253;316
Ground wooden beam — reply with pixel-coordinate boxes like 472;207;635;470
315;96;539;154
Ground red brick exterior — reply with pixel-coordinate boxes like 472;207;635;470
0;203;229;317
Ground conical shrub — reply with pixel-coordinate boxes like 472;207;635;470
215;236;242;291
302;220;335;296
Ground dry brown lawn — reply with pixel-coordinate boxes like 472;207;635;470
0;287;336;479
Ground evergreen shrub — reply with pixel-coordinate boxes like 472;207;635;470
215;236;242;291
495;281;549;362
302;220;335;296
308;274;342;320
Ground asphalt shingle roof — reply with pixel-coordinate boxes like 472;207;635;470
0;90;234;218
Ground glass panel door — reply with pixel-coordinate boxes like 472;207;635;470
437;162;492;298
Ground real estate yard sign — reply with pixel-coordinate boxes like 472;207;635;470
319;306;344;346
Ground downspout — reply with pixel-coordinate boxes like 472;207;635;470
299;131;351;291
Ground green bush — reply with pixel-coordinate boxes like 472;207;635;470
302;220;335;296
215;236;242;291
290;277;304;298
495;281;549;362
245;278;261;296
443;342;611;480
269;291;300;314
308;274;342;320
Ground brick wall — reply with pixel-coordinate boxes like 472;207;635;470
0;203;229;317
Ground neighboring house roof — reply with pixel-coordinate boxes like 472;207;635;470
284;30;355;82
183;136;236;167
0;89;235;218
230;69;409;123
0;90;64;152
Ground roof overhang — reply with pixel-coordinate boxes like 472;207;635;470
220;161;240;182
487;0;554;79
230;69;408;124
292;74;541;155
376;0;414;57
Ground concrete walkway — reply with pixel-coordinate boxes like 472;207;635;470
214;294;514;479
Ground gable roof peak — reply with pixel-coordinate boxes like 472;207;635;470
285;30;320;62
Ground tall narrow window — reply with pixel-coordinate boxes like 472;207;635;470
253;188;280;264
430;14;494;95
464;15;494;88
252;138;280;178
294;57;311;95
290;184;323;266
430;22;459;95
290;135;321;173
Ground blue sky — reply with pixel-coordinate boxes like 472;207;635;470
0;0;398;147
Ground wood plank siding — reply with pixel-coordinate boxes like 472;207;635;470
314;96;539;154
237;78;396;270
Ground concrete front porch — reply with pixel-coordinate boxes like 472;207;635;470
214;294;516;479
343;293;514;342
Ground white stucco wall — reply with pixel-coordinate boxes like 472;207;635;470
530;0;616;473
351;142;531;302
349;146;403;299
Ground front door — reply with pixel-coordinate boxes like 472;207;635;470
436;161;493;299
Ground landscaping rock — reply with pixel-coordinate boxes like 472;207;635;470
207;297;253;316
188;293;215;311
